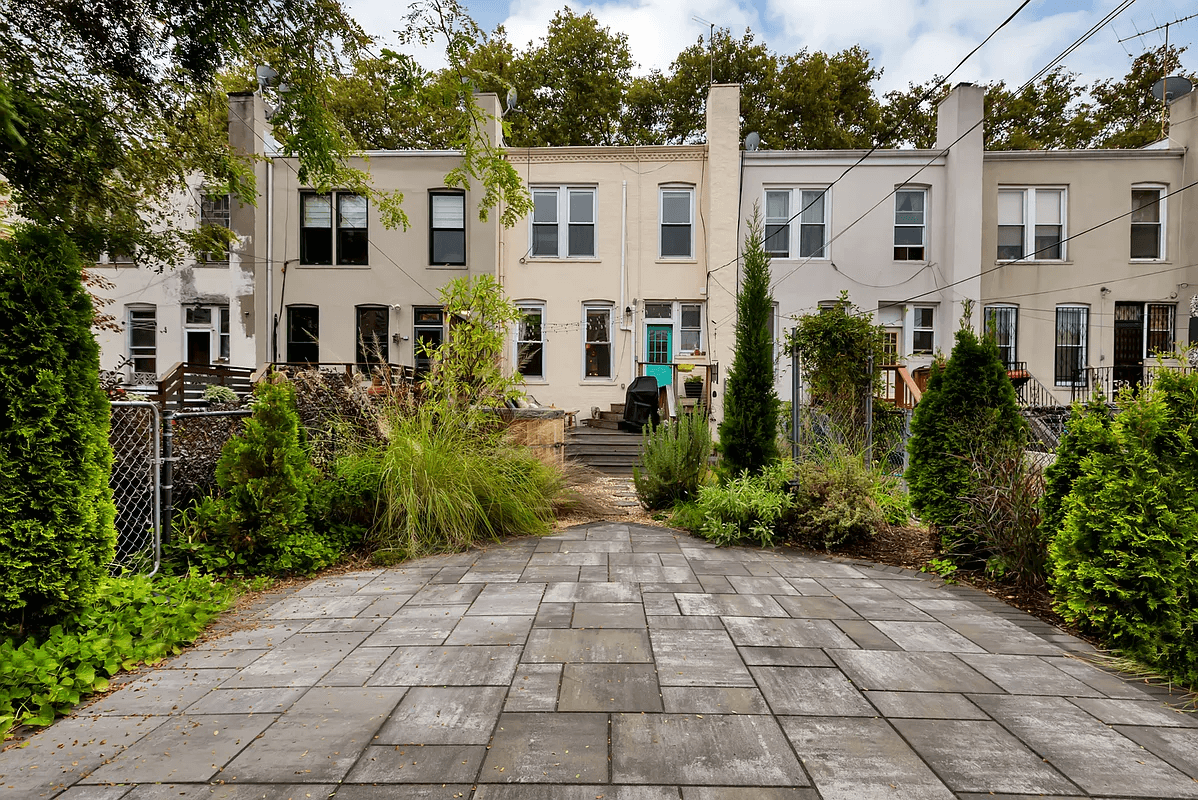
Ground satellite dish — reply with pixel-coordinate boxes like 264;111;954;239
505;87;518;115
744;131;761;151
255;65;279;91
1152;76;1194;103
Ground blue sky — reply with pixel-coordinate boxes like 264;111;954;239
346;0;1196;93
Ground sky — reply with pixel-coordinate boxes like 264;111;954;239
344;0;1196;94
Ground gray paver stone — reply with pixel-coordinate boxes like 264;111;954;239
558;663;662;711
829;650;1003;693
481;712;610;783
751;666;875;716
369;645;523;686
651;629;754;687
375;686;506;744
346;744;486;783
523;628;651;663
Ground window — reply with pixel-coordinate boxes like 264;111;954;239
912;306;934;355
984;305;1018;368
1131;188;1164;260
287;306;319;364
894;189;926;261
516;304;544;379
219;307;231;361
764;190;790;257
680;304;702;352
430;191;466;265
660;188;693;258
1054;305;1088;387
882;330;899;362
584;305;612;378
798;188;828;259
414;307;444;373
356;305;389;367
200;192;230;264
1147;303;1175;355
530;187;595;258
998;187;1065;261
127;306;157;376
300;192;368;265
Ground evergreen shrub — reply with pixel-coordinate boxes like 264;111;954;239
0;226;117;625
633;408;713;510
695;460;794;547
791;451;885;550
1040;396;1112;542
906;327;1025;558
1049;371;1198;685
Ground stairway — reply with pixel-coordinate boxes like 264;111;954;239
567;405;644;475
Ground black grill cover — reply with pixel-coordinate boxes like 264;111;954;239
620;376;661;432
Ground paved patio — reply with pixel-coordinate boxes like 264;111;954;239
4;522;1198;799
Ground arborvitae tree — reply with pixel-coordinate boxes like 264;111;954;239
0;225;117;626
1039;395;1113;543
719;210;779;475
906;325;1025;557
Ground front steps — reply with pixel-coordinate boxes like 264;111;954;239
565;424;644;476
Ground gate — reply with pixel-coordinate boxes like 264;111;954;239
108;401;161;575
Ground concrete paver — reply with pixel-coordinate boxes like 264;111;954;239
4;522;1196;800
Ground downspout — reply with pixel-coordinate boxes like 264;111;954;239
620;180;635;382
266;158;275;362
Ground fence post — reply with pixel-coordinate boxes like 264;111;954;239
865;354;874;466
161;408;174;547
791;330;800;461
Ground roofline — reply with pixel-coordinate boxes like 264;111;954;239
984;148;1185;161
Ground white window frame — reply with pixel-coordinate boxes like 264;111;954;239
515;302;546;381
529;186;596;259
911;305;935;356
764;188;791;258
582;303;614;380
659;186;695;260
797;187;830;260
983;304;1018;368
893;187;927;262
997;186;1067;262
1131;184;1166;262
1054;304;1089;387
429;190;467;266
126;304;157;381
643;300;706;357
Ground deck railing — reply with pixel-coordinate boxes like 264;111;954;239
1070;364;1191;404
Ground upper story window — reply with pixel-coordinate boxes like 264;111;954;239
300;192;368;266
531;187;596;258
764;190;791;258
660;188;694;259
199;192;230;264
798;188;829;259
894;188;926;261
430;191;466;265
1131;187;1165;260
998;187;1065;261
287;305;319;364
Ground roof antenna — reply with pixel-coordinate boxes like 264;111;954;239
692;16;715;87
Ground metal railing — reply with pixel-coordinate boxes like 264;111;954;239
635;361;718;408
1070;364;1191;404
108;401;161;576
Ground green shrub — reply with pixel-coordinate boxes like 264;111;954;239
203;384;239;405
1040;396;1112;542
874;477;911;526
0;225;117;626
179;377;334;575
719;210;780;476
791;452;885;550
696;460;794;547
906;327;1026;559
369;404;563;564
309;453;380;554
1049;371;1198;685
962;446;1047;586
634;408;713;510
0;572;236;737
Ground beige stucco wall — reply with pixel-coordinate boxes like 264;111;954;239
981;148;1189;402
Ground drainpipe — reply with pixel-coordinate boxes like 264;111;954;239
620;180;635;381
266;158;275;362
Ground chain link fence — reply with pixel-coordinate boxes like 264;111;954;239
108;401;160;575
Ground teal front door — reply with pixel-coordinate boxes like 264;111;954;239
646;325;673;391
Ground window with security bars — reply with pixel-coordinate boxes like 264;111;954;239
1131;189;1163;260
584;306;612;378
984;305;1018;368
765;190;790;257
1055;306;1088;387
430;191;466;265
287;306;319;364
1147;303;1175;356
200;193;230;264
516;305;544;379
356;306;389;366
660;189;693;258
894;189;925;261
127;306;157;375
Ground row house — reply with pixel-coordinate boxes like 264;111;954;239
93;82;1198;419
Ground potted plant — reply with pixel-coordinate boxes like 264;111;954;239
684;373;704;398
